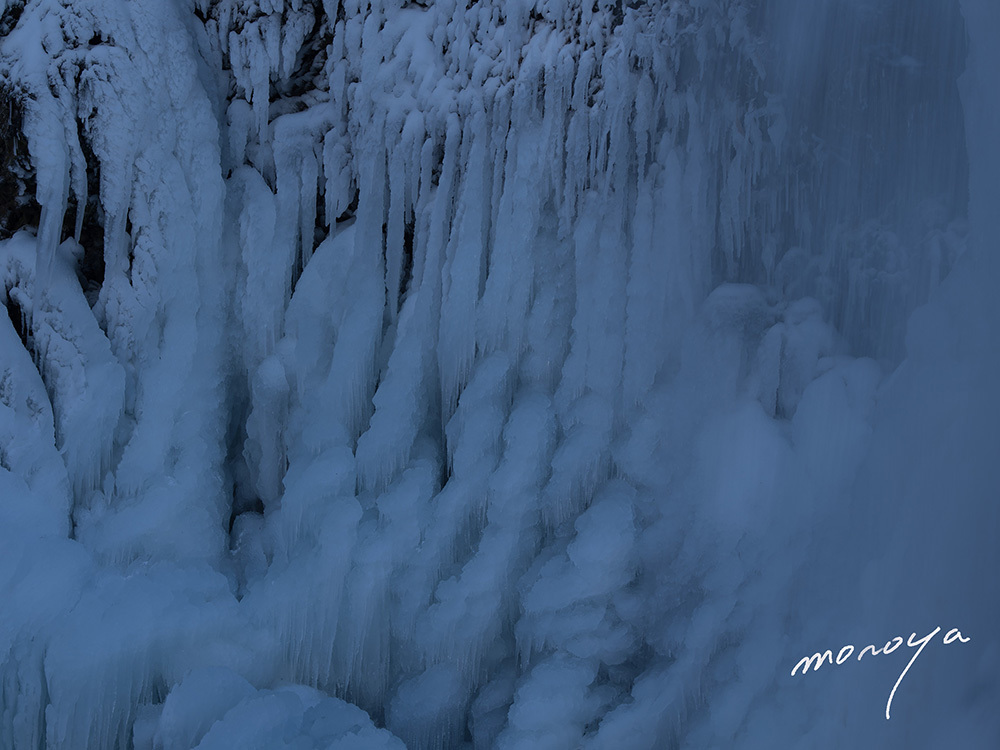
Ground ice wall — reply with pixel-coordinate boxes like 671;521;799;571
0;0;995;748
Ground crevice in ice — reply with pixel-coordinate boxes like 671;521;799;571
0;1;24;37
382;211;416;316
271;5;333;103
336;188;359;224
0;85;40;241
3;280;30;352
65;129;104;308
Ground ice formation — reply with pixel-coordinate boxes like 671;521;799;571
0;0;996;747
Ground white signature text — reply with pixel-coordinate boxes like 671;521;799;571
790;626;971;719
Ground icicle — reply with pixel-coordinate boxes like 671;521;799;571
437;108;487;416
323;131;353;224
298;147;319;267
24;97;71;302
385;136;407;322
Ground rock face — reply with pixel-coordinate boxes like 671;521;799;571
0;1;995;749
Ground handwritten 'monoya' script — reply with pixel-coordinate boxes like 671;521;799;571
790;626;971;719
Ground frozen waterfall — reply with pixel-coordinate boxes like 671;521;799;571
0;0;996;747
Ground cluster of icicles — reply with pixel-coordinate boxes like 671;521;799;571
0;1;871;748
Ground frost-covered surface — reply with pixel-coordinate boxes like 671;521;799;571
0;0;997;747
